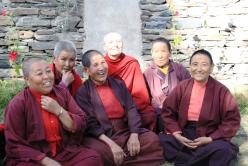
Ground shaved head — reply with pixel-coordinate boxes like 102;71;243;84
103;32;123;59
103;32;122;44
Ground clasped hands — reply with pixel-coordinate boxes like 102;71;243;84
173;133;212;149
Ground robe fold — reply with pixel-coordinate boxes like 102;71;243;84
160;76;240;165
4;85;102;166
0;124;5;164
75;77;164;166
50;63;82;97
105;53;156;130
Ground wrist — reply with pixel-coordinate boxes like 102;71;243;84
57;107;63;118
130;133;138;137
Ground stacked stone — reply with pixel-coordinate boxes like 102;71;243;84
139;0;169;62
139;0;248;87
0;0;84;78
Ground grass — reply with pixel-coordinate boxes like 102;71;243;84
234;92;248;115
0;79;25;122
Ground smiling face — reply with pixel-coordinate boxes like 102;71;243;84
86;53;108;85
151;41;171;67
190;53;214;84
103;32;123;59
26;60;54;94
53;50;76;74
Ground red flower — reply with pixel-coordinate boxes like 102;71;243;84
175;11;179;16
2;8;7;16
9;51;18;62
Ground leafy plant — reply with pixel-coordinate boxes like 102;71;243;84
0;80;25;122
234;91;248;115
1;6;24;76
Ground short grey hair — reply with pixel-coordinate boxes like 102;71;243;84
53;40;77;58
22;57;46;78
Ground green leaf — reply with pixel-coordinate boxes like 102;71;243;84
172;35;182;46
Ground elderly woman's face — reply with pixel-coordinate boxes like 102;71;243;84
27;60;54;94
103;33;123;58
53;50;76;74
151;42;171;67
190;54;213;84
86;53;108;85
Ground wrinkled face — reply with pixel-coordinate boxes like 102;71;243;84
151;42;171;67
53;50;76;74
26;60;54;94
190;54;213;84
103;33;123;59
86;53;108;85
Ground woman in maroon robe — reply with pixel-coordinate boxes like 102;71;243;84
75;50;164;166
160;49;240;166
103;32;157;131
144;37;190;133
4;57;102;166
51;40;82;97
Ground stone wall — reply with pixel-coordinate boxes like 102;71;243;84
0;0;84;78
0;0;248;87
140;0;248;88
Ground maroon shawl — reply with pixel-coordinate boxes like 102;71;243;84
144;61;190;111
162;77;240;141
75;77;146;138
4;85;87;162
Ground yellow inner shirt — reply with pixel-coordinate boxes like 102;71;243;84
159;65;169;75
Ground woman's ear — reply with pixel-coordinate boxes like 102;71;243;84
24;77;30;86
210;64;215;73
82;67;89;75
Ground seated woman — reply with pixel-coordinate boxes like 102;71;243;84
51;40;82;97
75;50;164;166
159;49;240;166
4;57;102;166
144;37;190;132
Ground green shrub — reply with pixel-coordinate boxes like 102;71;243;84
234;92;248;115
0;79;25;122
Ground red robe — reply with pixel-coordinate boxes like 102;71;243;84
162;76;240;140
105;53;156;130
50;63;82;97
4;85;102;166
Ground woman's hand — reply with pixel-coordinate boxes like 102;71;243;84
191;137;213;147
41;96;73;129
127;133;140;156
173;133;197;149
99;134;126;166
40;157;61;166
62;71;74;87
109;142;126;166
41;96;60;115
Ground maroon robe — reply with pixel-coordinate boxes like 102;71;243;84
160;77;240;165
144;61;190;111
75;77;164;166
105;53;156;131
0;124;5;163
4;85;102;166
